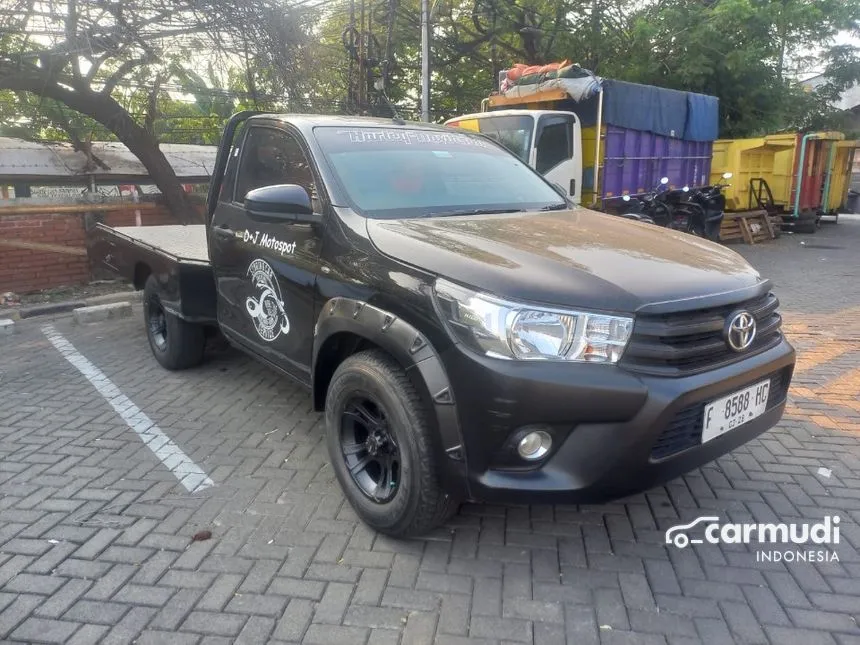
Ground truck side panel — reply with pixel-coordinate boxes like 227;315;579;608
88;223;217;324
88;222;172;289
177;264;218;322
583;126;713;204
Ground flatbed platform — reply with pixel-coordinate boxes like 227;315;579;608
107;224;209;263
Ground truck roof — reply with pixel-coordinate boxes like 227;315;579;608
247;113;457;133
444;109;578;122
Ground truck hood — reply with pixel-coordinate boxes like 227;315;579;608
365;208;763;313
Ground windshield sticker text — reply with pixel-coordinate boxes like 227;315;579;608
335;128;492;148
242;230;297;256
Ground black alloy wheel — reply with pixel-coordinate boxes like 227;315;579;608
147;297;168;351
340;396;400;503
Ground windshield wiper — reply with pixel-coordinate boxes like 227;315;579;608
428;208;525;217
540;202;569;211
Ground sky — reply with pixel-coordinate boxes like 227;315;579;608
797;30;860;80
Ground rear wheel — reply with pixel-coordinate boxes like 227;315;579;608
325;350;456;537
686;206;707;237
143;275;205;370
670;207;693;233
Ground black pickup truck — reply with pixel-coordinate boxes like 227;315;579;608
90;111;796;537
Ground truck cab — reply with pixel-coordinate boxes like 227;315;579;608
445;109;583;204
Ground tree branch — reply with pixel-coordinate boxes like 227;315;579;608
66;0;82;83
0;63;192;222
100;56;152;95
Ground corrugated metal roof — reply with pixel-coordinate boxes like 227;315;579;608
0;137;218;183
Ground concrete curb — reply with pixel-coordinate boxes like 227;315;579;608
19;301;87;319
85;291;142;306
72;302;134;324
0;290;140;322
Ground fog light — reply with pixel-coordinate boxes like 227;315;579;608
517;430;552;460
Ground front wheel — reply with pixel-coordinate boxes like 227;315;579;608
143;275;205;370
325;350;457;537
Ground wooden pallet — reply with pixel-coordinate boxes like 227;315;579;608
720;210;779;244
768;213;783;237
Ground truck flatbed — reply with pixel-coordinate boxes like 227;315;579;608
106;224;210;264
89;222;216;323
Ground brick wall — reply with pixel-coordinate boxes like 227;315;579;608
0;204;190;295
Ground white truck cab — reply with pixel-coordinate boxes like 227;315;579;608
445;109;583;205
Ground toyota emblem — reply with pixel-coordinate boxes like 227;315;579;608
726;311;756;352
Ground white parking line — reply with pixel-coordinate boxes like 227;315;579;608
42;324;214;493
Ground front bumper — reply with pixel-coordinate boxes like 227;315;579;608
442;337;796;504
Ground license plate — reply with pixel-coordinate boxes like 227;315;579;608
702;379;770;443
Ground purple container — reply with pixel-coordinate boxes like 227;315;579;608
599;126;713;203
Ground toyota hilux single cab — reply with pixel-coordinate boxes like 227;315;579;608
90;111;796;536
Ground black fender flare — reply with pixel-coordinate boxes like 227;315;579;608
312;297;468;472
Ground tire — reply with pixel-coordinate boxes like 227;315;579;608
795;219;818;234
143;275;205;370
690;219;706;238
683;205;706;237
325;349;457;537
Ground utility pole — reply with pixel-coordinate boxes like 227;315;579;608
420;0;430;122
359;0;366;111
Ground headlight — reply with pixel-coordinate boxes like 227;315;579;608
432;278;633;363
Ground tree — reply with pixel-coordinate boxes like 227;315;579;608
0;0;312;220
614;0;860;136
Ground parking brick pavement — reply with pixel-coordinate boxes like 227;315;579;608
1;217;860;644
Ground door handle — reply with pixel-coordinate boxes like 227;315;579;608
212;225;234;239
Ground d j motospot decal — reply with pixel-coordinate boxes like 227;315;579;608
246;259;290;342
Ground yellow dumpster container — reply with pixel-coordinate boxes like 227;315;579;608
709;134;798;211
710;132;844;218
824;140;860;214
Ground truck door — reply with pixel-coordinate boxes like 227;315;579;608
209;123;323;384
534;113;582;205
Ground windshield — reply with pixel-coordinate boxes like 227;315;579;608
473;115;533;163
313;126;565;219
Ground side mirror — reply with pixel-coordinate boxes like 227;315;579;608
723;172;733;179
660;177;669;185
244;184;316;223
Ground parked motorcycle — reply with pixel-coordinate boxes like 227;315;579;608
686;172;732;241
608;194;655;224
636;177;699;232
605;173;731;240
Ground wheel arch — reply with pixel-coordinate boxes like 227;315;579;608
133;261;152;290
312;298;469;495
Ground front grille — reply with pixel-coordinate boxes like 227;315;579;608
650;368;791;460
621;292;783;376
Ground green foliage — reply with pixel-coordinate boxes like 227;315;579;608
602;0;860;136
3;0;859;142
305;0;860;137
